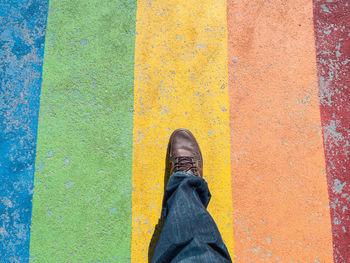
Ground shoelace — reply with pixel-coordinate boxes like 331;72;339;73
174;156;198;175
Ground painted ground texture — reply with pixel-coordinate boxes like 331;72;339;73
227;0;333;261
0;1;49;261
29;0;136;262
313;0;350;261
0;0;349;262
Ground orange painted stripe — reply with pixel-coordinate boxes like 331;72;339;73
227;0;333;261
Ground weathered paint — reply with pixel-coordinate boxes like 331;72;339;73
131;0;234;261
29;0;137;261
227;0;334;261
2;0;348;261
313;0;350;261
0;1;49;261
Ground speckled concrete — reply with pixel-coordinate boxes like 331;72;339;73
1;0;349;262
29;0;136;262
313;0;350;261
0;1;48;261
131;0;234;261
227;0;334;261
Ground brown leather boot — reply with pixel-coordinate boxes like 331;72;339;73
167;129;203;177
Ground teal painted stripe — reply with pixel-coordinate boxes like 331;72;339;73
29;0;136;261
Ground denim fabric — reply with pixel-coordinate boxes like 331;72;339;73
151;172;232;263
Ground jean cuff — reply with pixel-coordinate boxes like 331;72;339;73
171;171;196;178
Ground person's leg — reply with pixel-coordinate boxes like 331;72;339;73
151;171;232;263
150;129;232;263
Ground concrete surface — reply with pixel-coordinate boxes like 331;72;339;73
0;0;349;262
313;0;350;261
0;1;48;261
227;0;333;261
132;0;234;261
29;0;136;262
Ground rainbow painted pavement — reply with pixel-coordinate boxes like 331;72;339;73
1;0;349;262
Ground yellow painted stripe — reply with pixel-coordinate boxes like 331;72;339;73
131;0;234;261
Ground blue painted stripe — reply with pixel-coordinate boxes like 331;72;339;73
0;1;49;261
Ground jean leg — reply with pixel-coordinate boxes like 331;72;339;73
151;172;232;263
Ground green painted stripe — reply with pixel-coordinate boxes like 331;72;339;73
30;0;136;261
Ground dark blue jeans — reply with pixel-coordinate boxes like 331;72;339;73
151;172;232;263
